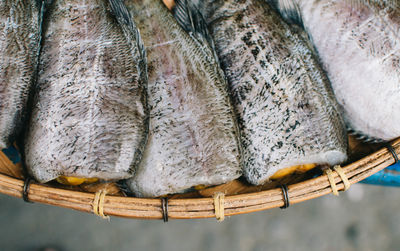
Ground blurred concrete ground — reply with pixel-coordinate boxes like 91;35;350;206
0;184;399;251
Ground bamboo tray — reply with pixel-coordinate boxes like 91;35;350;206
0;137;399;220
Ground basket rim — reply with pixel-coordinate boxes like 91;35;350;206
0;138;399;220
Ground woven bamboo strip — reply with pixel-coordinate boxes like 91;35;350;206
0;138;398;220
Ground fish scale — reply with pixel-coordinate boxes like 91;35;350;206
268;0;400;142
192;0;348;185
24;0;148;182
0;0;43;149
125;0;241;197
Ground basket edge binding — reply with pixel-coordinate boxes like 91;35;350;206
0;138;398;220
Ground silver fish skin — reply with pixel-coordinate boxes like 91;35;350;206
193;0;348;185
0;0;43;149
125;0;242;197
268;0;400;142
24;0;148;182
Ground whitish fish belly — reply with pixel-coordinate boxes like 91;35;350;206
125;0;241;197
0;0;43;148
196;0;348;185
24;0;148;182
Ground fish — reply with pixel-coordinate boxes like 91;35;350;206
267;0;400;142
23;0;149;182
0;0;44;149
190;0;348;185
124;0;242;197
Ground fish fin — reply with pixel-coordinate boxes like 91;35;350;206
37;0;48;56
108;0;147;74
267;0;303;26
107;0;149;169
172;0;218;59
19;0;51;150
173;0;208;37
347;127;386;144
116;180;134;197
107;0;148;95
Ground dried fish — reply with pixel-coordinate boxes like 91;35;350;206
0;0;44;148
24;0;148;182
125;0;241;197
268;0;400;141
191;0;348;185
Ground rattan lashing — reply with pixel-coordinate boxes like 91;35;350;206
0;138;399;220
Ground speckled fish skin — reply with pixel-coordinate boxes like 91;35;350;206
267;0;400;142
24;0;148;182
0;0;43;149
125;0;242;197
193;0;348;185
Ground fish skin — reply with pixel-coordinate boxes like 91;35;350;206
193;0;348;185
125;0;242;197
0;0;44;149
268;0;400;142
24;0;148;182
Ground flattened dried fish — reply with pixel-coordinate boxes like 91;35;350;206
0;0;44;148
192;0;348;185
268;0;400;141
24;0;148;182
125;0;241;197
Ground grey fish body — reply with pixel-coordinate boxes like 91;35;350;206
125;0;241;197
193;0;348;185
0;0;43;148
269;0;400;141
24;0;148;182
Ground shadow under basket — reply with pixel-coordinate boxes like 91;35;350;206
0;137;399;221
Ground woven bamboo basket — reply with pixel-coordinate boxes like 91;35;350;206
0;136;399;221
